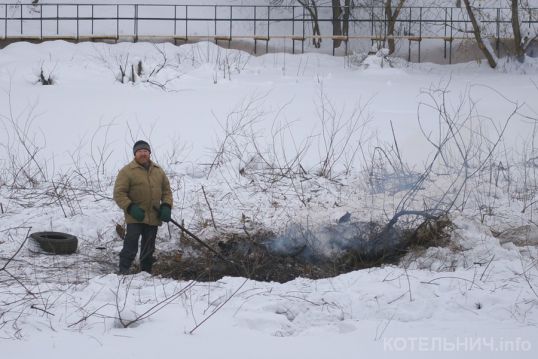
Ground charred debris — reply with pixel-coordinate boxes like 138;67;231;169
153;215;452;283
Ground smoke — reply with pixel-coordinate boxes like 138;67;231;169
265;221;403;263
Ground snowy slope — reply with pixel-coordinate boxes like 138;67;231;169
0;37;537;358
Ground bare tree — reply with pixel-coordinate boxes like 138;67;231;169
384;0;407;55
332;0;344;48
331;0;354;49
462;0;497;68
509;0;538;61
298;0;322;48
511;0;526;61
271;0;353;49
271;0;322;47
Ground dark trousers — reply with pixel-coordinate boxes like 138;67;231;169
119;223;158;274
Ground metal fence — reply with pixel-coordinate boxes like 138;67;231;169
1;3;537;62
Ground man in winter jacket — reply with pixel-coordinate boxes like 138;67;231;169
113;140;173;274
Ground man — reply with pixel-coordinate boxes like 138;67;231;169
113;140;173;274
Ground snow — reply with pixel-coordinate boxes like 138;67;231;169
0;15;538;359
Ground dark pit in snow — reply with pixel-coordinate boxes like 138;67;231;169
153;217;452;283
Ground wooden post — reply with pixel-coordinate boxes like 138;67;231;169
40;4;43;39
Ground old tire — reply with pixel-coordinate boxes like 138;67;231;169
30;232;78;254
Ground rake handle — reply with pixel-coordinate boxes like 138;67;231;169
154;206;236;266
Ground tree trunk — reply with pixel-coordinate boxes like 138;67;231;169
332;0;343;48
462;0;497;68
385;0;406;55
385;1;395;54
312;5;321;48
343;0;351;37
511;0;525;62
298;0;321;48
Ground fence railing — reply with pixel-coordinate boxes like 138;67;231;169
1;3;537;62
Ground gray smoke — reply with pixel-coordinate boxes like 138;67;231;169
265;221;402;263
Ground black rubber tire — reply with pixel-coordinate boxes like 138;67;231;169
29;232;78;254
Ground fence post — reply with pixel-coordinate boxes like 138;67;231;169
370;5;374;47
254;6;257;54
407;7;411;62
266;5;270;53
20;4;22;35
418;7;422;63
302;6;305;53
444;7;447;59
448;8;454;64
292;6;295;54
40;4;43;39
76;4;79;41
56;4;59;35
134;4;138;42
91;4;94;35
383;4;387;49
496;8;500;57
185;5;188;39
5;5;7;38
116;4;119;39
174;5;176;36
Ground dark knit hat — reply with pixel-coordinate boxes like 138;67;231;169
133;140;151;155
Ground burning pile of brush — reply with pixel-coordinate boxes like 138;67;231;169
154;217;452;282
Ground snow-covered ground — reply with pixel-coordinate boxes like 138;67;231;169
1;37;538;358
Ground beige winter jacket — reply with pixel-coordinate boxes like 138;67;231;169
113;159;173;226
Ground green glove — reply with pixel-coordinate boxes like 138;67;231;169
128;203;145;222
159;203;172;222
